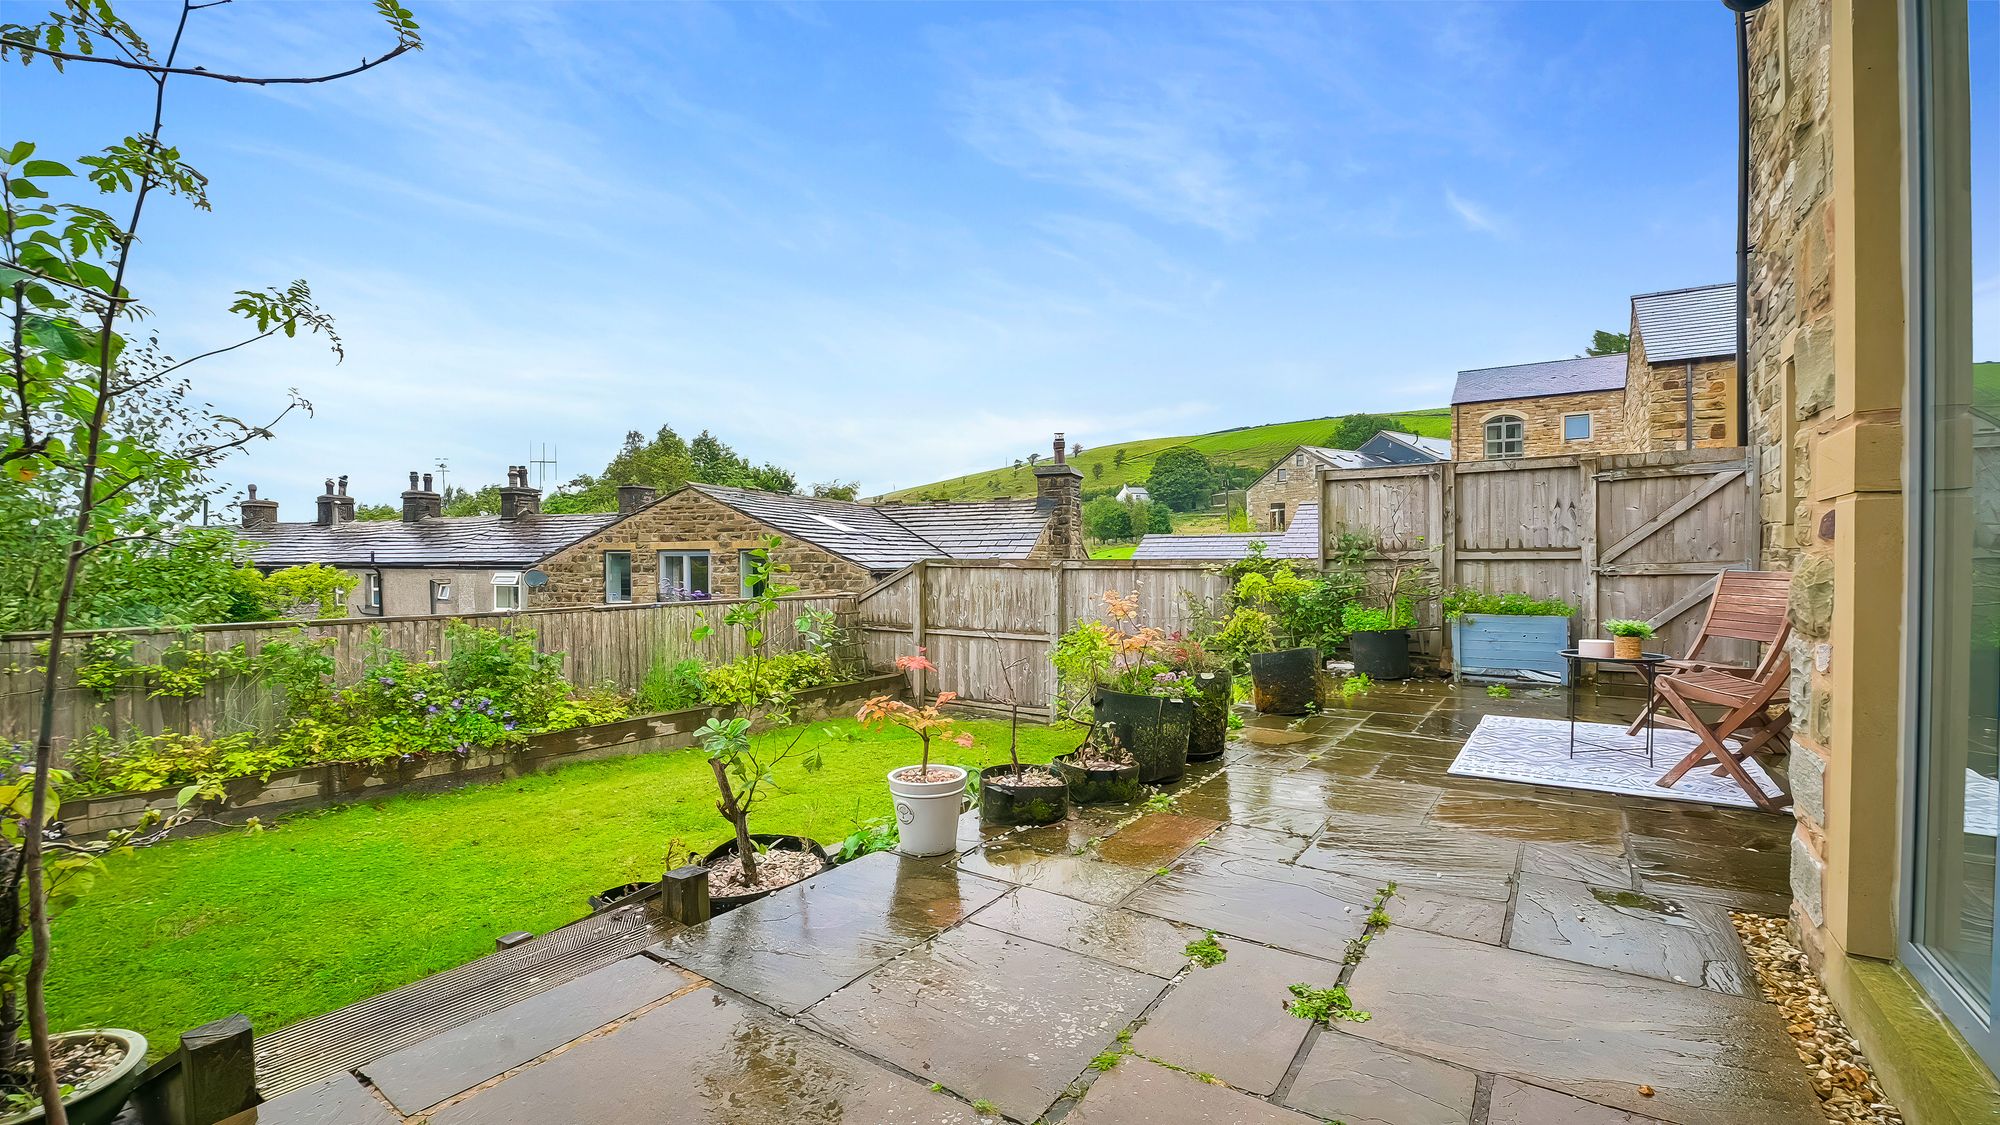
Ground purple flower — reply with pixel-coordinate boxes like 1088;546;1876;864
378;677;395;686
426;704;439;714
503;720;518;731
412;691;426;702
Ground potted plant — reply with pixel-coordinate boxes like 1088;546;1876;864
858;652;976;857
1443;588;1575;683
1604;619;1657;661
0;1029;149;1125
1163;635;1232;762
683;538;831;910
1053;724;1143;805
977;647;1067;828
1052;591;1192;784
1342;598;1416;681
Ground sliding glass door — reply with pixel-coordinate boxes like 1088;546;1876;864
1908;0;1997;1067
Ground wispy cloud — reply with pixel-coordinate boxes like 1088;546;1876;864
1444;187;1513;238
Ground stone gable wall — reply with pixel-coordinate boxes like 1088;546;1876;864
529;490;874;608
1451;389;1630;462
1623;324;1741;453
1246;453;1326;532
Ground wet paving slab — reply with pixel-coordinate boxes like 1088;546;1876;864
1199;822;1311;864
361;954;693;1112
1425;792;1628;849
219;1075;398;1125
1506;873;1755;996
1129;937;1334;1094
1627;825;1794;914
653;852;1008;1014
1065;1056;1321;1124
1520;840;1638;889
1278;1030;1477;1125
1125;848;1369;955
1486;1076;1671;1124
1342;926;1822;1125
804;922;1166;1124
967;886;1197;977
1296;816;1521;902
429;985;984;1125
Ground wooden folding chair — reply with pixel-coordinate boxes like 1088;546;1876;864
1653;650;1793;812
1628;569;1793;735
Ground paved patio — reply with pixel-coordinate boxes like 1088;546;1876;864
223;681;1816;1125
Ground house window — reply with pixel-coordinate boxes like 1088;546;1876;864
430;579;453;612
1293;451;1305;467
604;551;633;603
658;551;711;601
1483;414;1525;459
1562;413;1592;442
363;571;382;614
1268;503;1287;531
1276;468;1290;483
738;548;768;599
493;571;522;611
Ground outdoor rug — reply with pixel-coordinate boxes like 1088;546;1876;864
1448;714;1787;812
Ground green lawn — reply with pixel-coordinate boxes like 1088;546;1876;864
1090;544;1136;560
49;717;1081;1054
882;409;1452;502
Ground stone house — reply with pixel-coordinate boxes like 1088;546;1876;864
528;434;1087;606
1625;282;1742;451
238;468;615;617
1451;354;1633;461
1739;0;2000;1112
1114;484;1150;504
1245;432;1449;533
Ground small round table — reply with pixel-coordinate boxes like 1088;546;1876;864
1558;649;1669;764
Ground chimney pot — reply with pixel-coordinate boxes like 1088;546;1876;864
1052;433;1066;465
247;484;258;500
337;475;349;496
422;473;434;492
241;484;280;530
501;465;544;520
616;484;658;515
409;471;420;489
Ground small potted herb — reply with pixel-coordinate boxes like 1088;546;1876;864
1604;619;1657;661
1442;588;1575;682
859;651;975;857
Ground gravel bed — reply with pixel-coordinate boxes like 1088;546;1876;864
1731;912;1905;1125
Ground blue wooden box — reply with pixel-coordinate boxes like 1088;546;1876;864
1450;614;1573;683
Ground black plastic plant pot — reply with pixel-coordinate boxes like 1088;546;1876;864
1186;670;1233;761
1092;690;1191;784
1249;647;1320;714
700;833;833;914
587;882;651;912
979;764;1069;827
1053;752;1143;806
1349;629;1413;681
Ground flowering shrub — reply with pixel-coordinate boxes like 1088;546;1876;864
1051;591;1188;720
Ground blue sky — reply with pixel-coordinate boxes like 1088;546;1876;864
6;1;1961;507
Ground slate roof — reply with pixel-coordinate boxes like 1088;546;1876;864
1451;353;1627;406
242;512;618;570
1296;445;1384;471
1131;503;1321;561
1364;431;1452;461
1632;283;1737;363
688;484;1050;572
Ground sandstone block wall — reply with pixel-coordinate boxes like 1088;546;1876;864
1452;389;1630;462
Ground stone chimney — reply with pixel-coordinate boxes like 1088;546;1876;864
314;478;344;527
617;483;659;514
240;484;278;530
333;475;355;522
1031;431;1086;560
401;471;443;523
499;465;543;520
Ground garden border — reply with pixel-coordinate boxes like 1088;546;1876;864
58;672;905;841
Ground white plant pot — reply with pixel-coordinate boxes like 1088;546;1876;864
886;765;968;857
1577;638;1616;659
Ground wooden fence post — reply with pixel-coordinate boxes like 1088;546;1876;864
1437;461;1457;673
661;865;711;927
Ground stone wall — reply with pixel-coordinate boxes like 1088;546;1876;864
1452;389;1630;462
530;489;874;608
1246;455;1323;532
1623;327;1740;453
1744;0;1834;950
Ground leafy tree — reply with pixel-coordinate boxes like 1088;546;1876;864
442;483;500;517
810;480;859;501
261;564;359;620
0;2;422;1112
1146;448;1218;512
1090;462;1104;480
1113;449;1127;467
1082;495;1133;541
549;424;796;512
1584;330;1630;356
1143;499;1172;533
1325;414;1409;451
353;502;398;521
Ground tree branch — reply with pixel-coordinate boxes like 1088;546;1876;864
0;37;416;85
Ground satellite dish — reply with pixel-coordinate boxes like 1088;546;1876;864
524;569;549;588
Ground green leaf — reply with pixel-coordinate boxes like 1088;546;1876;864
7;178;47;199
20;159;69;177
1;141;32;165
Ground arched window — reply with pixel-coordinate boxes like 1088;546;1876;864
1483;414;1525;459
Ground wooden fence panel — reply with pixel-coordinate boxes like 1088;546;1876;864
0;594;847;754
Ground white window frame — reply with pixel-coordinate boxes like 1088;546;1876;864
738;548;768;599
363;571;382;615
1482;414;1526;459
430;579;453;613
604;551;633;604
657;550;711;601
492;571;522;611
1268;502;1287;531
1562;412;1593;442
1275;467;1290;483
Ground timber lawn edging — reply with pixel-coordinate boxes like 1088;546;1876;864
59;672;905;841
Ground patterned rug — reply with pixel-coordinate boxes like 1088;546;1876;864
1449;714;1788;813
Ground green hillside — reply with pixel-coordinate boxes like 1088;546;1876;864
882;409;1453;502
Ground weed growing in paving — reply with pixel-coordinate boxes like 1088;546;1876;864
1286;983;1371;1024
1088;1049;1125;1072
972;1098;1000;1115
1486;683;1512;699
1143;791;1176;813
1183;931;1228;967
